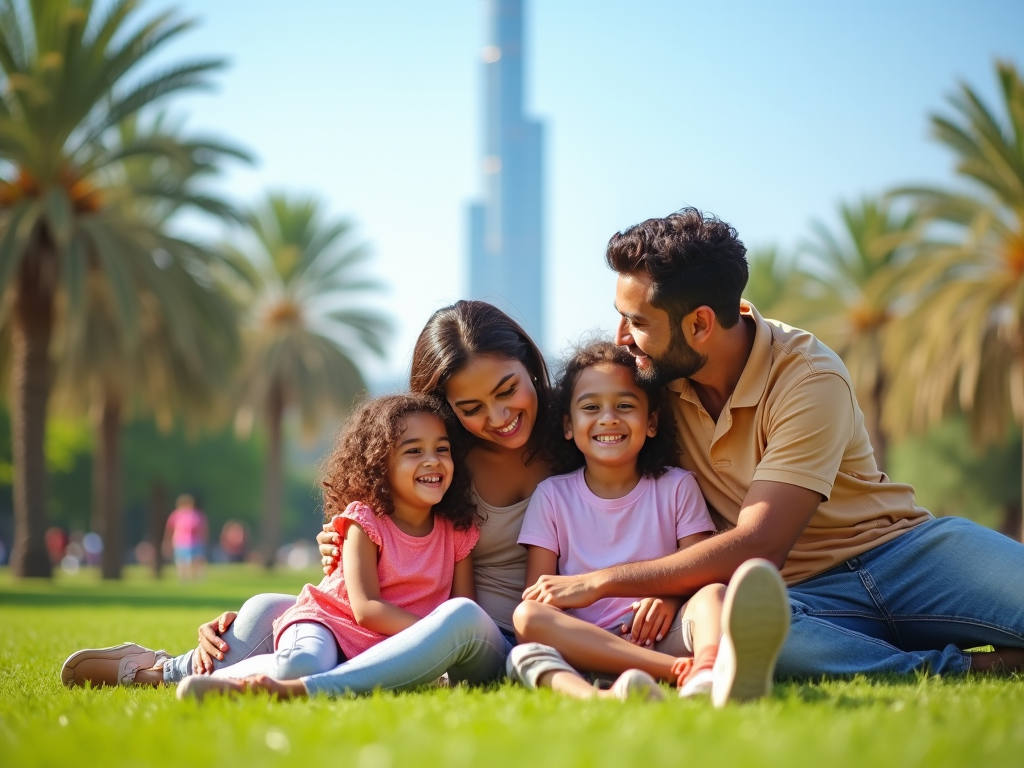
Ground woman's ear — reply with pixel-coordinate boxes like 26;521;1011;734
563;414;573;440
647;409;659;438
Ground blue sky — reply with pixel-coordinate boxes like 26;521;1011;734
160;0;1023;380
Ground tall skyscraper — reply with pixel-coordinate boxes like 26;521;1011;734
467;0;545;341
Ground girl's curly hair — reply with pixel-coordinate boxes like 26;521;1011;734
318;393;479;530
545;339;680;478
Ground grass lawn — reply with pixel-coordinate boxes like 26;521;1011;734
1;565;1022;768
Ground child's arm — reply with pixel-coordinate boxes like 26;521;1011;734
342;522;420;636
523;545;558;592
450;554;477;600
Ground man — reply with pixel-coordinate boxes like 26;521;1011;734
524;208;1024;677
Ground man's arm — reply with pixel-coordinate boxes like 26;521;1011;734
522;480;821;607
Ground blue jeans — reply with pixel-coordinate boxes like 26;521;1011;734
777;517;1024;677
301;598;512;697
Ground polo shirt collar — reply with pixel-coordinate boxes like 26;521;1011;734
666;300;773;410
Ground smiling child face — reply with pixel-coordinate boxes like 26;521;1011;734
388;412;455;515
563;362;657;471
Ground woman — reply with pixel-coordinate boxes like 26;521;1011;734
61;301;554;695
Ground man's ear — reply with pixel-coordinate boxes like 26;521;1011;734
687;306;717;347
647;408;658;438
563;414;573;440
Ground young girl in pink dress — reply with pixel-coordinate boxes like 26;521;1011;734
176;393;482;700
510;340;786;705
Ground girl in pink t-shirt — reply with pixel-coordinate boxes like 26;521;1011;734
177;393;480;701
512;340;726;700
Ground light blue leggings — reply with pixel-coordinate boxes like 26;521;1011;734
162;596;511;697
210;620;338;680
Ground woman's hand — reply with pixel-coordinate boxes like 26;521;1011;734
317;523;341;576
192;611;237;674
619;597;682;647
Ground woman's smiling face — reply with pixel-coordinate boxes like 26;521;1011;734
444;355;539;451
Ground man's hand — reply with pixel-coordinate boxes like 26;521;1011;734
619;596;682;647
192;611;237;674
522;572;602;609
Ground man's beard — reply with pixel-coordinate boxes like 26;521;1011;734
635;327;708;388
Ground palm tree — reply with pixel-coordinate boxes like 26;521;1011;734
742;246;804;321
0;0;228;576
225;193;391;568
51;116;249;579
886;61;1024;539
794;199;917;472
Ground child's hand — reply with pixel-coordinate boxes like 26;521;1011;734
619;597;682;647
317;521;342;576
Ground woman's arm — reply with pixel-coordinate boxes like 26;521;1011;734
343;522;420;636
523;545;558;591
449;554;477;600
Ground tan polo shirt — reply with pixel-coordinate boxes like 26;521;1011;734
668;301;931;585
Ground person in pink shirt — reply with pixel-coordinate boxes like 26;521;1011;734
174;393;482;701
163;495;208;581
510;341;790;705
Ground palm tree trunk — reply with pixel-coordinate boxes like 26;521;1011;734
96;393;123;579
1000;501;1022;542
9;252;55;578
149;479;167;579
259;380;285;569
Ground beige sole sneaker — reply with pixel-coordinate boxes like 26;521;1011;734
60;643;158;688
712;559;790;708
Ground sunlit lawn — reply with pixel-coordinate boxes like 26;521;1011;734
1;565;1022;768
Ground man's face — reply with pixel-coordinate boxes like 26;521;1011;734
614;272;707;387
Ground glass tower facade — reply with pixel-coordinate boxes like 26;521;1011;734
467;0;545;341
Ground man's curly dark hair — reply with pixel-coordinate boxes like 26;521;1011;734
318;393;479;530
544;339;680;478
605;207;748;328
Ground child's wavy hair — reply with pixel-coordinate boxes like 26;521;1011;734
546;339;680;478
319;393;479;530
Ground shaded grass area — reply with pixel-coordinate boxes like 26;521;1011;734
2;566;1022;768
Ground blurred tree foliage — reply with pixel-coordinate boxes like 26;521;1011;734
889;417;1021;534
0;403;323;562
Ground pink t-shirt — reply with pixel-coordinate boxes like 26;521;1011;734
274;501;479;659
518;467;715;630
165;507;206;547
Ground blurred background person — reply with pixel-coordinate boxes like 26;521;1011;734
45;527;68;566
218;520;247;564
162;494;208;581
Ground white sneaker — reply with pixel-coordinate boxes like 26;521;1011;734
60;642;163;687
677;668;714;698
608;669;666;702
711;559;790;708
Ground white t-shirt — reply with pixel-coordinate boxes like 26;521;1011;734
518;466;716;630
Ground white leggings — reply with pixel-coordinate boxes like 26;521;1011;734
211;621;339;680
